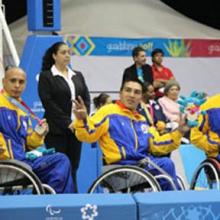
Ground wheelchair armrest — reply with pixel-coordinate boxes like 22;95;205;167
102;164;124;173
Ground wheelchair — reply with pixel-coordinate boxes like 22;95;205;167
0;160;56;195
190;157;220;190
88;157;186;193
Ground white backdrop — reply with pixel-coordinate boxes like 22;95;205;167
71;56;220;100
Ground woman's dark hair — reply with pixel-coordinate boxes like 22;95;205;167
41;41;67;71
93;93;110;109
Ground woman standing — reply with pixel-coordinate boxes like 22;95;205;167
38;42;90;192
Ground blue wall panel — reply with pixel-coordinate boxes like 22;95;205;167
179;144;206;184
0;194;136;220
77;143;102;193
134;190;220;220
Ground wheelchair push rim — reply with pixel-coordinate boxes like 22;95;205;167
190;159;220;190
88;165;161;193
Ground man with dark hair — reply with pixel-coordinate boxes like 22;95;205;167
151;48;175;98
72;78;189;190
122;46;153;84
0;67;74;193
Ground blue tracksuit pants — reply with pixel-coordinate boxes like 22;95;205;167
24;153;74;193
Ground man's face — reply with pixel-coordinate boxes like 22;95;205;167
134;51;146;66
120;81;143;111
3;68;26;98
152;53;163;65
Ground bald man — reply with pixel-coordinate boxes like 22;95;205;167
0;67;74;193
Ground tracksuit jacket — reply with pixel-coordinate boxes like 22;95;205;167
74;100;183;165
0;90;74;193
191;94;220;160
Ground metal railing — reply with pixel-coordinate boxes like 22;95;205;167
0;1;20;87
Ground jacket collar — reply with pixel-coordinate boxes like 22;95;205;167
51;65;76;78
1;89;22;102
116;100;143;119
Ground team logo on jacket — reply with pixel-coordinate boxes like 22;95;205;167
141;124;149;134
22;121;28;131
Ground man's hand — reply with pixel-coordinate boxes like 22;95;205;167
177;114;190;134
35;119;49;136
73;96;87;120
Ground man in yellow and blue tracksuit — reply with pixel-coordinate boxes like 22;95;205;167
73;78;188;190
191;94;220;160
0;67;74;193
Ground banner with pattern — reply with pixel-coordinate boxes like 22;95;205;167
64;35;220;57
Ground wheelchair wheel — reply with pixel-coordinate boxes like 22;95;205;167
88;165;161;193
42;184;56;194
190;158;220;190
0;161;45;195
177;175;187;190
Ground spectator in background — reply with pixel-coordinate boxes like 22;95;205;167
0;67;74;193
158;80;181;130
38;41;90;193
139;82;168;132
151;48;175;98
93;93;112;110
122;46;153;84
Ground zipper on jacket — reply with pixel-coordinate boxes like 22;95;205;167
130;120;138;151
121;146;126;159
6;139;13;159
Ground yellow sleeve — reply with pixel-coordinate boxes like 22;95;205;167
26;120;44;150
149;127;183;156
190;114;219;157
73;108;109;143
0;132;10;160
26;132;44;150
0;132;4;147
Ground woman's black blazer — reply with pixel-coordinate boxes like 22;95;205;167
38;69;90;135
